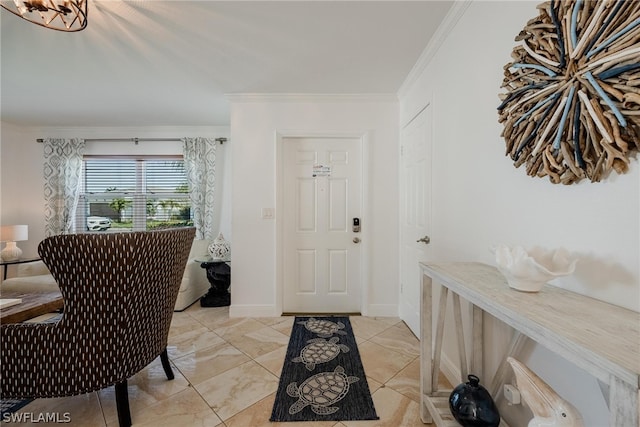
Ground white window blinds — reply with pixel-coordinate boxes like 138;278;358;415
76;156;191;232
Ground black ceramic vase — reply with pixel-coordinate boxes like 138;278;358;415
449;374;500;427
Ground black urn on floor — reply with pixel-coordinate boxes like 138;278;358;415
449;374;500;427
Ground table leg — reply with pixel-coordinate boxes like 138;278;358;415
432;288;448;391
490;331;527;399
609;375;639;427
452;293;468;381
471;305;483;380
421;272;433;424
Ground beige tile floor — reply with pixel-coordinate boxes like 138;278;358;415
7;304;450;426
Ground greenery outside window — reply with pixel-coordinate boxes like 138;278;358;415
77;156;192;232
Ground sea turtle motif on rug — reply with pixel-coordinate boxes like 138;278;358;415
286;366;359;415
292;337;350;371
297;317;347;338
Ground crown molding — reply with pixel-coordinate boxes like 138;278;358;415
226;93;398;103
397;0;473;98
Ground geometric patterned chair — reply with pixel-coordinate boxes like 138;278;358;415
0;227;195;427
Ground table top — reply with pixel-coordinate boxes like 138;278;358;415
0;257;41;266
420;261;640;388
196;258;231;265
0;291;63;324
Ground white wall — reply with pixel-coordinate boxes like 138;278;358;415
399;1;638;425
0;123;44;259
229;95;399;317
0;123;232;274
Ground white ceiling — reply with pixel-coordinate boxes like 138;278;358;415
1;1;452;127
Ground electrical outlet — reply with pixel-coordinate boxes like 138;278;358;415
504;384;521;405
262;208;275;219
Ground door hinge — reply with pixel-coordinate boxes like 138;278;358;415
400;146;404;156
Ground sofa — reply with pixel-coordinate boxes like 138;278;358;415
0;238;212;311
174;238;212;311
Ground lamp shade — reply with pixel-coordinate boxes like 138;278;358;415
0;225;28;242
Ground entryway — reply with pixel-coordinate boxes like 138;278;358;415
278;134;365;314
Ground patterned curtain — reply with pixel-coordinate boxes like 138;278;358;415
182;137;216;240
42;138;85;236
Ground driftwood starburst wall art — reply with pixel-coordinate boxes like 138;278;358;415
498;0;640;184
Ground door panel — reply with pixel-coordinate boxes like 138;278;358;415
297;249;316;292
297;179;317;232
283;137;362;313
328;249;347;293
400;106;432;335
329;179;348;231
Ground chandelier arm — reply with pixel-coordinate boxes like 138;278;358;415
0;0;87;32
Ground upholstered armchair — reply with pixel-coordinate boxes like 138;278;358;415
0;227;195;427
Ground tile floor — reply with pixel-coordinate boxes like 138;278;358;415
7;304;450;426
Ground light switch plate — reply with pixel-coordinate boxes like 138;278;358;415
262;208;275;219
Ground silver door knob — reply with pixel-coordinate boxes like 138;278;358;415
416;235;430;244
353;237;361;243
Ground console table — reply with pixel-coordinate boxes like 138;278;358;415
420;262;640;427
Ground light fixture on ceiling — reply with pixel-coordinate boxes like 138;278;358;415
1;0;87;32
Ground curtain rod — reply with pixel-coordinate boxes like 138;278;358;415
36;137;228;145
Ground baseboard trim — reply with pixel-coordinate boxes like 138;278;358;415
229;303;399;318
229;304;279;317
364;304;398;317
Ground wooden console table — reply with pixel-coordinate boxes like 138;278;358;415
420;262;640;427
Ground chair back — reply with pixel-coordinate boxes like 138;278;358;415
0;227;194;398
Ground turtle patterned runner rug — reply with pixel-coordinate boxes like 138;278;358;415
270;316;379;422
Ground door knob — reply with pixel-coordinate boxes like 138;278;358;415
416;235;430;244
353;237;361;243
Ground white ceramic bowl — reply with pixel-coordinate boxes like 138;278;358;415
493;245;577;292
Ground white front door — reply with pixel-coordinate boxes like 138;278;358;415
399;105;432;335
282;136;363;313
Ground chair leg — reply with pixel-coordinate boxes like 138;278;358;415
160;348;174;380
115;380;132;427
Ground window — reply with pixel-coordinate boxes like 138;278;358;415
76;156;192;232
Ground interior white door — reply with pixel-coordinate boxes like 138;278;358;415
399;105;432;335
283;137;362;313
